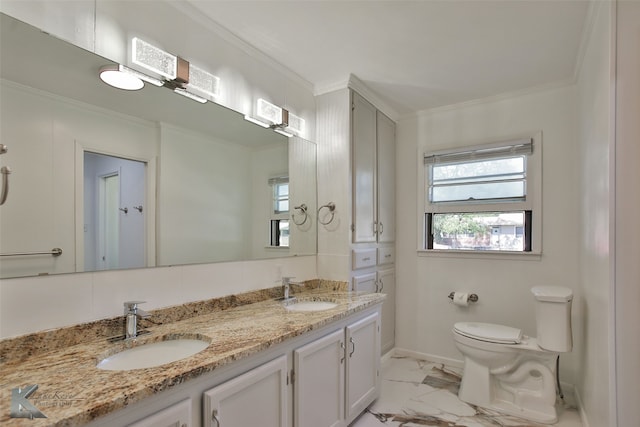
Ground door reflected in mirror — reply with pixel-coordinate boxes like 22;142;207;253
83;152;147;271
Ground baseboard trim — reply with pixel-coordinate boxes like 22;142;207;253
572;385;590;427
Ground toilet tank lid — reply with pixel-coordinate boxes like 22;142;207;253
531;286;573;302
454;322;522;344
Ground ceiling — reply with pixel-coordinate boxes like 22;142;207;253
184;0;592;115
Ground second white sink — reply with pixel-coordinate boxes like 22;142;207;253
284;300;338;312
97;338;209;371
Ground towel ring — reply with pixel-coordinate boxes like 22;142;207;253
292;204;309;226
318;202;336;225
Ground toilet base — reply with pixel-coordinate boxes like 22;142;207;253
458;357;559;424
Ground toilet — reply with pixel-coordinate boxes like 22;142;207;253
452;286;573;424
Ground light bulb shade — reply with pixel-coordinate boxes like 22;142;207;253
188;64;220;98
99;65;144;90
287;113;305;135
257;98;282;125
132;37;177;80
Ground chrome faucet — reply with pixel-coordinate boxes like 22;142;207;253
124;301;150;339
282;277;295;300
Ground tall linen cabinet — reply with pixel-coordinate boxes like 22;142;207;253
317;87;396;354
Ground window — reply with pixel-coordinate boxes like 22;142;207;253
269;176;289;247
423;137;541;253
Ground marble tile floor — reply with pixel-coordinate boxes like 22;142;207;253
350;355;583;427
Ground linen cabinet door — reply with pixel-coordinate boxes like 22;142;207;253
351;91;378;243
294;329;345;427
376;111;396;243
203;356;288;427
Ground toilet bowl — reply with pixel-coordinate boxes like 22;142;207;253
452;286;573;424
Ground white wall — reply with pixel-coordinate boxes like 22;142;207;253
395;85;582;384
158;123;254;265
575;2;614;425
614;1;640;425
316;89;353;281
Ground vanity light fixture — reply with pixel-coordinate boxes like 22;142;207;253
287;113;305;136
132;37;177;80
243;115;271;128
121;65;164;87
257;98;283;124
173;87;207;104
188;64;220;99
243;99;302;137
99;64;144;91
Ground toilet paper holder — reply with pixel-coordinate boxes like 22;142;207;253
448;292;479;303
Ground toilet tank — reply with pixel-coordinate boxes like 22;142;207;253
531;286;573;352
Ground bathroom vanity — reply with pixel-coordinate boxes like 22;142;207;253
0;286;384;427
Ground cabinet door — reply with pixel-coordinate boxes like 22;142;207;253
127;399;191;427
345;312;380;422
351;91;377;243
203;356;288;427
294;329;345;427
376;111;396;243
377;267;396;354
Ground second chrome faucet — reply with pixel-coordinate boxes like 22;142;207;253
124;301;150;339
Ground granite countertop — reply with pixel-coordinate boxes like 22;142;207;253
0;285;384;426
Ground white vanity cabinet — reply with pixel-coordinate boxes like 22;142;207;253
203;356;288;427
127;399;192;427
294;312;381;427
85;305;382;427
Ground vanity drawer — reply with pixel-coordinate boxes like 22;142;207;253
377;247;395;265
352;248;377;270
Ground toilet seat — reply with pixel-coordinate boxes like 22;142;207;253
454;322;522;344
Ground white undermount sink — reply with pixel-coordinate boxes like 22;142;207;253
284;299;338;312
97;338;209;371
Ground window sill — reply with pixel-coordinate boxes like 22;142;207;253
417;249;541;261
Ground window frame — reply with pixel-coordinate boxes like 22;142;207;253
268;176;290;248
420;133;542;256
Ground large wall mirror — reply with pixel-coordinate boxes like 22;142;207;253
0;13;317;279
